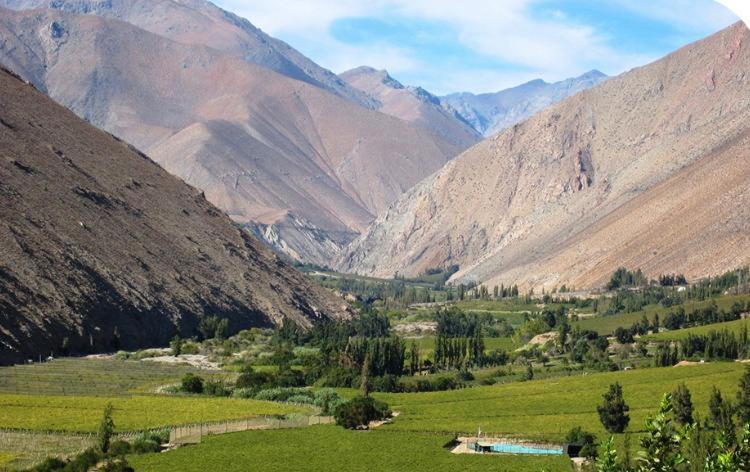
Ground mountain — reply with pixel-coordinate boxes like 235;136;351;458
340;66;481;149
0;66;350;364
339;23;750;291
0;6;461;265
441;70;608;136
0;0;377;108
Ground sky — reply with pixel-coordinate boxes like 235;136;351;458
215;0;739;95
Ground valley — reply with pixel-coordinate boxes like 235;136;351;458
0;1;748;471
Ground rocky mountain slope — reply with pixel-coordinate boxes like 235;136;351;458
339;23;750;291
0;6;460;264
0;0;377;108
340;66;480;149
441;70;608;136
0;66;350;364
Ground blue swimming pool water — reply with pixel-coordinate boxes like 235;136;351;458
471;442;564;455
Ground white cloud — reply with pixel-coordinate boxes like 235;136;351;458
214;0;739;94
716;0;750;27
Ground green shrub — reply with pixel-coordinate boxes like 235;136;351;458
108;440;131;456
565;427;598;458
286;395;315;405
254;387;312;402
204;380;230;397
313;389;343;415
180;373;204;394
334;396;391;429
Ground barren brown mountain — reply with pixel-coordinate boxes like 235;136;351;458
0;0;377;108
0;66;350;365
0;7;461;264
340;66;481;149
340;23;750;291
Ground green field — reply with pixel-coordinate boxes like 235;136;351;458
574;295;750;335
129;425;570;472
376;363;744;440
0;394;306;432
0;359;200;396
646;319;750;341
129;362;747;472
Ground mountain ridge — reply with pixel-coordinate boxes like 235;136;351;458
339;22;750;291
0;65;350;364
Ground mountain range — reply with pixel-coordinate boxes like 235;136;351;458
0;1;465;264
441;70;609;137
340;22;750;291
0;65;349;364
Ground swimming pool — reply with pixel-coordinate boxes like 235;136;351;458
470;441;564;455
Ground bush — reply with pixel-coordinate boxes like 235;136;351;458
565;427;598;458
313;389;344;415
107;440;131;456
31;457;67;472
204;380;230;397
254;387;312;402
334;396;391;429
180;373;204;394
235;367;273;390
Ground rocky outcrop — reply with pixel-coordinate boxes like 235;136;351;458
339;23;750;292
0;66;350;365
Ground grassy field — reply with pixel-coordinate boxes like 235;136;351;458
129;425;571;472
646;319;750;341
0;394;306;432
574;295;750;335
376;363;745;440
0;359;199;396
129;362;746;472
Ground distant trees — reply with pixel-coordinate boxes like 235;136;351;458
197;316;229;341
433;308;485;369
180;373;204;394
607;267;647;290
598;382;630;433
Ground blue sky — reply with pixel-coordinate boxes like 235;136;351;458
216;0;738;95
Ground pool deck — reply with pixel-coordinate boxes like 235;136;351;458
451;436;563;455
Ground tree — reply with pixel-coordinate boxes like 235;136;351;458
709;387;735;442
333;396;390;429
97;403;115;453
672;383;694;426
360;353;372;397
169;335;183;356
596;437;620;472
409;342;420;375
637;394;688;472
597;382;630;433
523;363;534;381
737;366;750;425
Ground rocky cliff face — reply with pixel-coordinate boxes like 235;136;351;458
339;23;750;291
340;66;481;149
0;6;461;265
441;70;608;136
0;66;350;365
